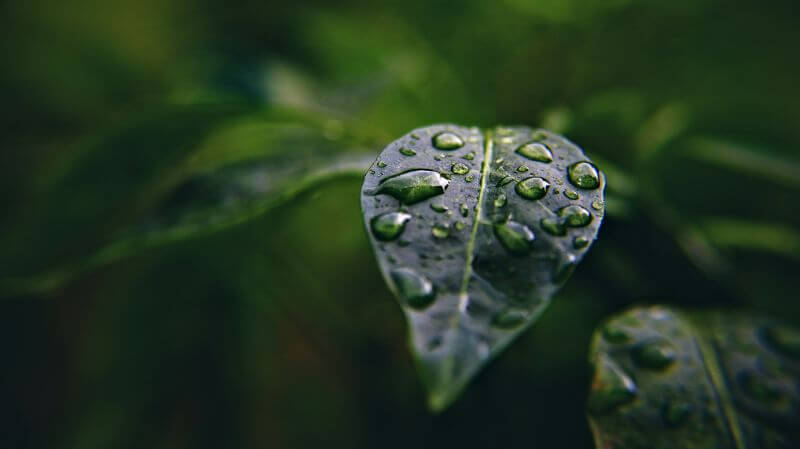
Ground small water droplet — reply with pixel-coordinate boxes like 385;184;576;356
463;152;475;160
588;358;638;414
558;205;593;227
432;223;451;239
602;323;631;343
410;133;420;139
498;176;515;187
568;162;600;189
465;173;476;183
430;202;448;213
377;161;387;168
633;341;676;370
433;131;464;150
517;165;529;173
573;236;590;249
515;177;550;200
494;220;535;255
499;136;513;144
663;401;693;427
564;190;579;200
516;142;553;163
451;162;470;175
390;268;435;309
592;200;604;211
460;203;469;217
540;217;566;236
455;221;466;231
554;254;576;283
492;308;528;329
370;212;412;241
494;193;507;208
399;147;417;156
370;170;449;204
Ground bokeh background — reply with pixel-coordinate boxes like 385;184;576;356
2;1;799;448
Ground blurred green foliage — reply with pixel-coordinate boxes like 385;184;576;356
1;0;799;448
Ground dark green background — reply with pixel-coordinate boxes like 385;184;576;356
2;1;799;448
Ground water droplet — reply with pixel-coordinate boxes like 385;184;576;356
465;173;476;183
454;221;466;231
410;133;420;139
516;142;553;163
564;190;579;200
494;157;504;165
602;323;631;344
377;161;387;168
432;223;450;239
530;130;548;141
494;220;535;255
573;236;590;249
592;200;604;211
540;217;566;236
499;136;513;144
432;131;464;150
463;152;475;160
568;162;600;189
451;162;470;175
370;170;449;204
460;203;469;217
663;401;693;427
390;268;435;309
494;193;507;208
633;341;676;370
558;205;593;227
517;165;529;173
554;254;576;283
515;177;550;200
370;212;412;241
587;357;638;414
497;127;513;135
430;202;448;213
762;325;800;359
498;176;516;187
492;309;528;329
399;147;417;156
739;371;782;403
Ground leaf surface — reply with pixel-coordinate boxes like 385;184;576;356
360;124;606;410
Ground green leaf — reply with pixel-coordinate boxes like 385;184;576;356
587;306;800;449
360;125;606;411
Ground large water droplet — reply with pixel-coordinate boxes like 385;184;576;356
633;341;676;370
540;217;566;236
516;142;553;163
390;268;435;309
558;205;593;227
492;308;528;329
451;162;470;175
432;223;450;239
399;147;417;156
568;162;600;189
371;170;449;204
433;131;464;150
494;220;535;255
370;212;412;241
587;357;638;414
515;177;550;200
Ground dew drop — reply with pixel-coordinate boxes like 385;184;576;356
433;131;464;150
515;177;550;200
499;136;513;144
494;193;507;208
432;223;451;239
410;133;420;139
573;236;590;249
558;205;593;227
494;220;535;255
390;268;435;309
377;161;387;168
454;221;466;231
568;162;600;189
465;173;476;183
463;152;475;160
517;165;529;173
370;170;449;204
540;217;566;236
430;202;448;213
602;323;631;344
587;357;638;414
554;254;576;283
370;211;412;241
460;203;469;217
492;308;528;329
564;190;580;200
633;341;676;370
399;147;417;156
592;200;604;211
451;162;470;175
498;176;516;187
516;142;553;163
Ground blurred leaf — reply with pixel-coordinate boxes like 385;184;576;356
361;125;605;411
699;218;800;261
587;306;800;449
